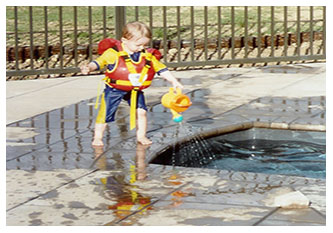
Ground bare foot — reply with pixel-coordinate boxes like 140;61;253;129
137;136;152;145
92;138;104;147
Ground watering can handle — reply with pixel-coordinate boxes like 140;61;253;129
169;87;182;95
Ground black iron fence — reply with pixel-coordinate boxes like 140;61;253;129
6;6;326;79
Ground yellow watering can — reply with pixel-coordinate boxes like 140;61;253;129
161;88;192;122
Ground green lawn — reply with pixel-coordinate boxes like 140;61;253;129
6;6;324;47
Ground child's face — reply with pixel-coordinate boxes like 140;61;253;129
122;36;150;54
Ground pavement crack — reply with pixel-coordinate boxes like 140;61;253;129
252;207;280;226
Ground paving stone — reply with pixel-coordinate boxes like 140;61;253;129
118;205;271;226
7;205;117;226
264;208;326;225
7;151;97;171
21;180;127;210
257;219;324;226
293;183;326;214
6;169;91;210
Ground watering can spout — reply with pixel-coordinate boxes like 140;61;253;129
161;88;192;122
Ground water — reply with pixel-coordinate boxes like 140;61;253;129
151;127;326;179
168;123;218;169
206;138;325;179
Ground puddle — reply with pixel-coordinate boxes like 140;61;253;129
96;146;154;223
211;73;242;81
6;96;137;171
179;76;204;85
258;65;321;74
6;127;39;140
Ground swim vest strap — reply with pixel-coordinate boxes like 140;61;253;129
128;52;153;130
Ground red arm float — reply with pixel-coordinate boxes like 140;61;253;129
98;38;120;55
146;48;162;60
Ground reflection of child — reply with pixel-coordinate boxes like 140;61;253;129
99;142;151;219
81;21;183;146
135;143;150;180
93;142;149;181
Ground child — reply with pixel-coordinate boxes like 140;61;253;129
80;21;183;146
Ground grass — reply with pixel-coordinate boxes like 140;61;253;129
6;6;325;47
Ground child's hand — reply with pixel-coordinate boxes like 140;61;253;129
172;80;184;90
80;64;90;75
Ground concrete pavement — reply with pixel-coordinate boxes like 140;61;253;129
6;62;326;226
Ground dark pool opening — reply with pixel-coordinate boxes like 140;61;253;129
150;128;326;179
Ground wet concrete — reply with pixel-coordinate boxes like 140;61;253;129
6;62;326;226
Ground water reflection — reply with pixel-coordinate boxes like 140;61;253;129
94;143;152;222
93;145;107;170
135;143;150;181
6;97;131;169
92;143;150;179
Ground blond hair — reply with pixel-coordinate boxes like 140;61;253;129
122;21;152;40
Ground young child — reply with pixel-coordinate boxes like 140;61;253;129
80;21;183;146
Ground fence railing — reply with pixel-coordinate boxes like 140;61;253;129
6;6;326;79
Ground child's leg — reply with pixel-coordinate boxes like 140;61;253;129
93;87;125;147
92;123;107;146
136;108;152;145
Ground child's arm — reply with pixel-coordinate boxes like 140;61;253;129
160;70;184;90
80;62;98;75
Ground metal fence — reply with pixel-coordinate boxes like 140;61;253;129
6;6;326;79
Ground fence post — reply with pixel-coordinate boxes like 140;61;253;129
115;6;126;40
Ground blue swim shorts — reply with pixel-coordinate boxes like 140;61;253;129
96;85;148;123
